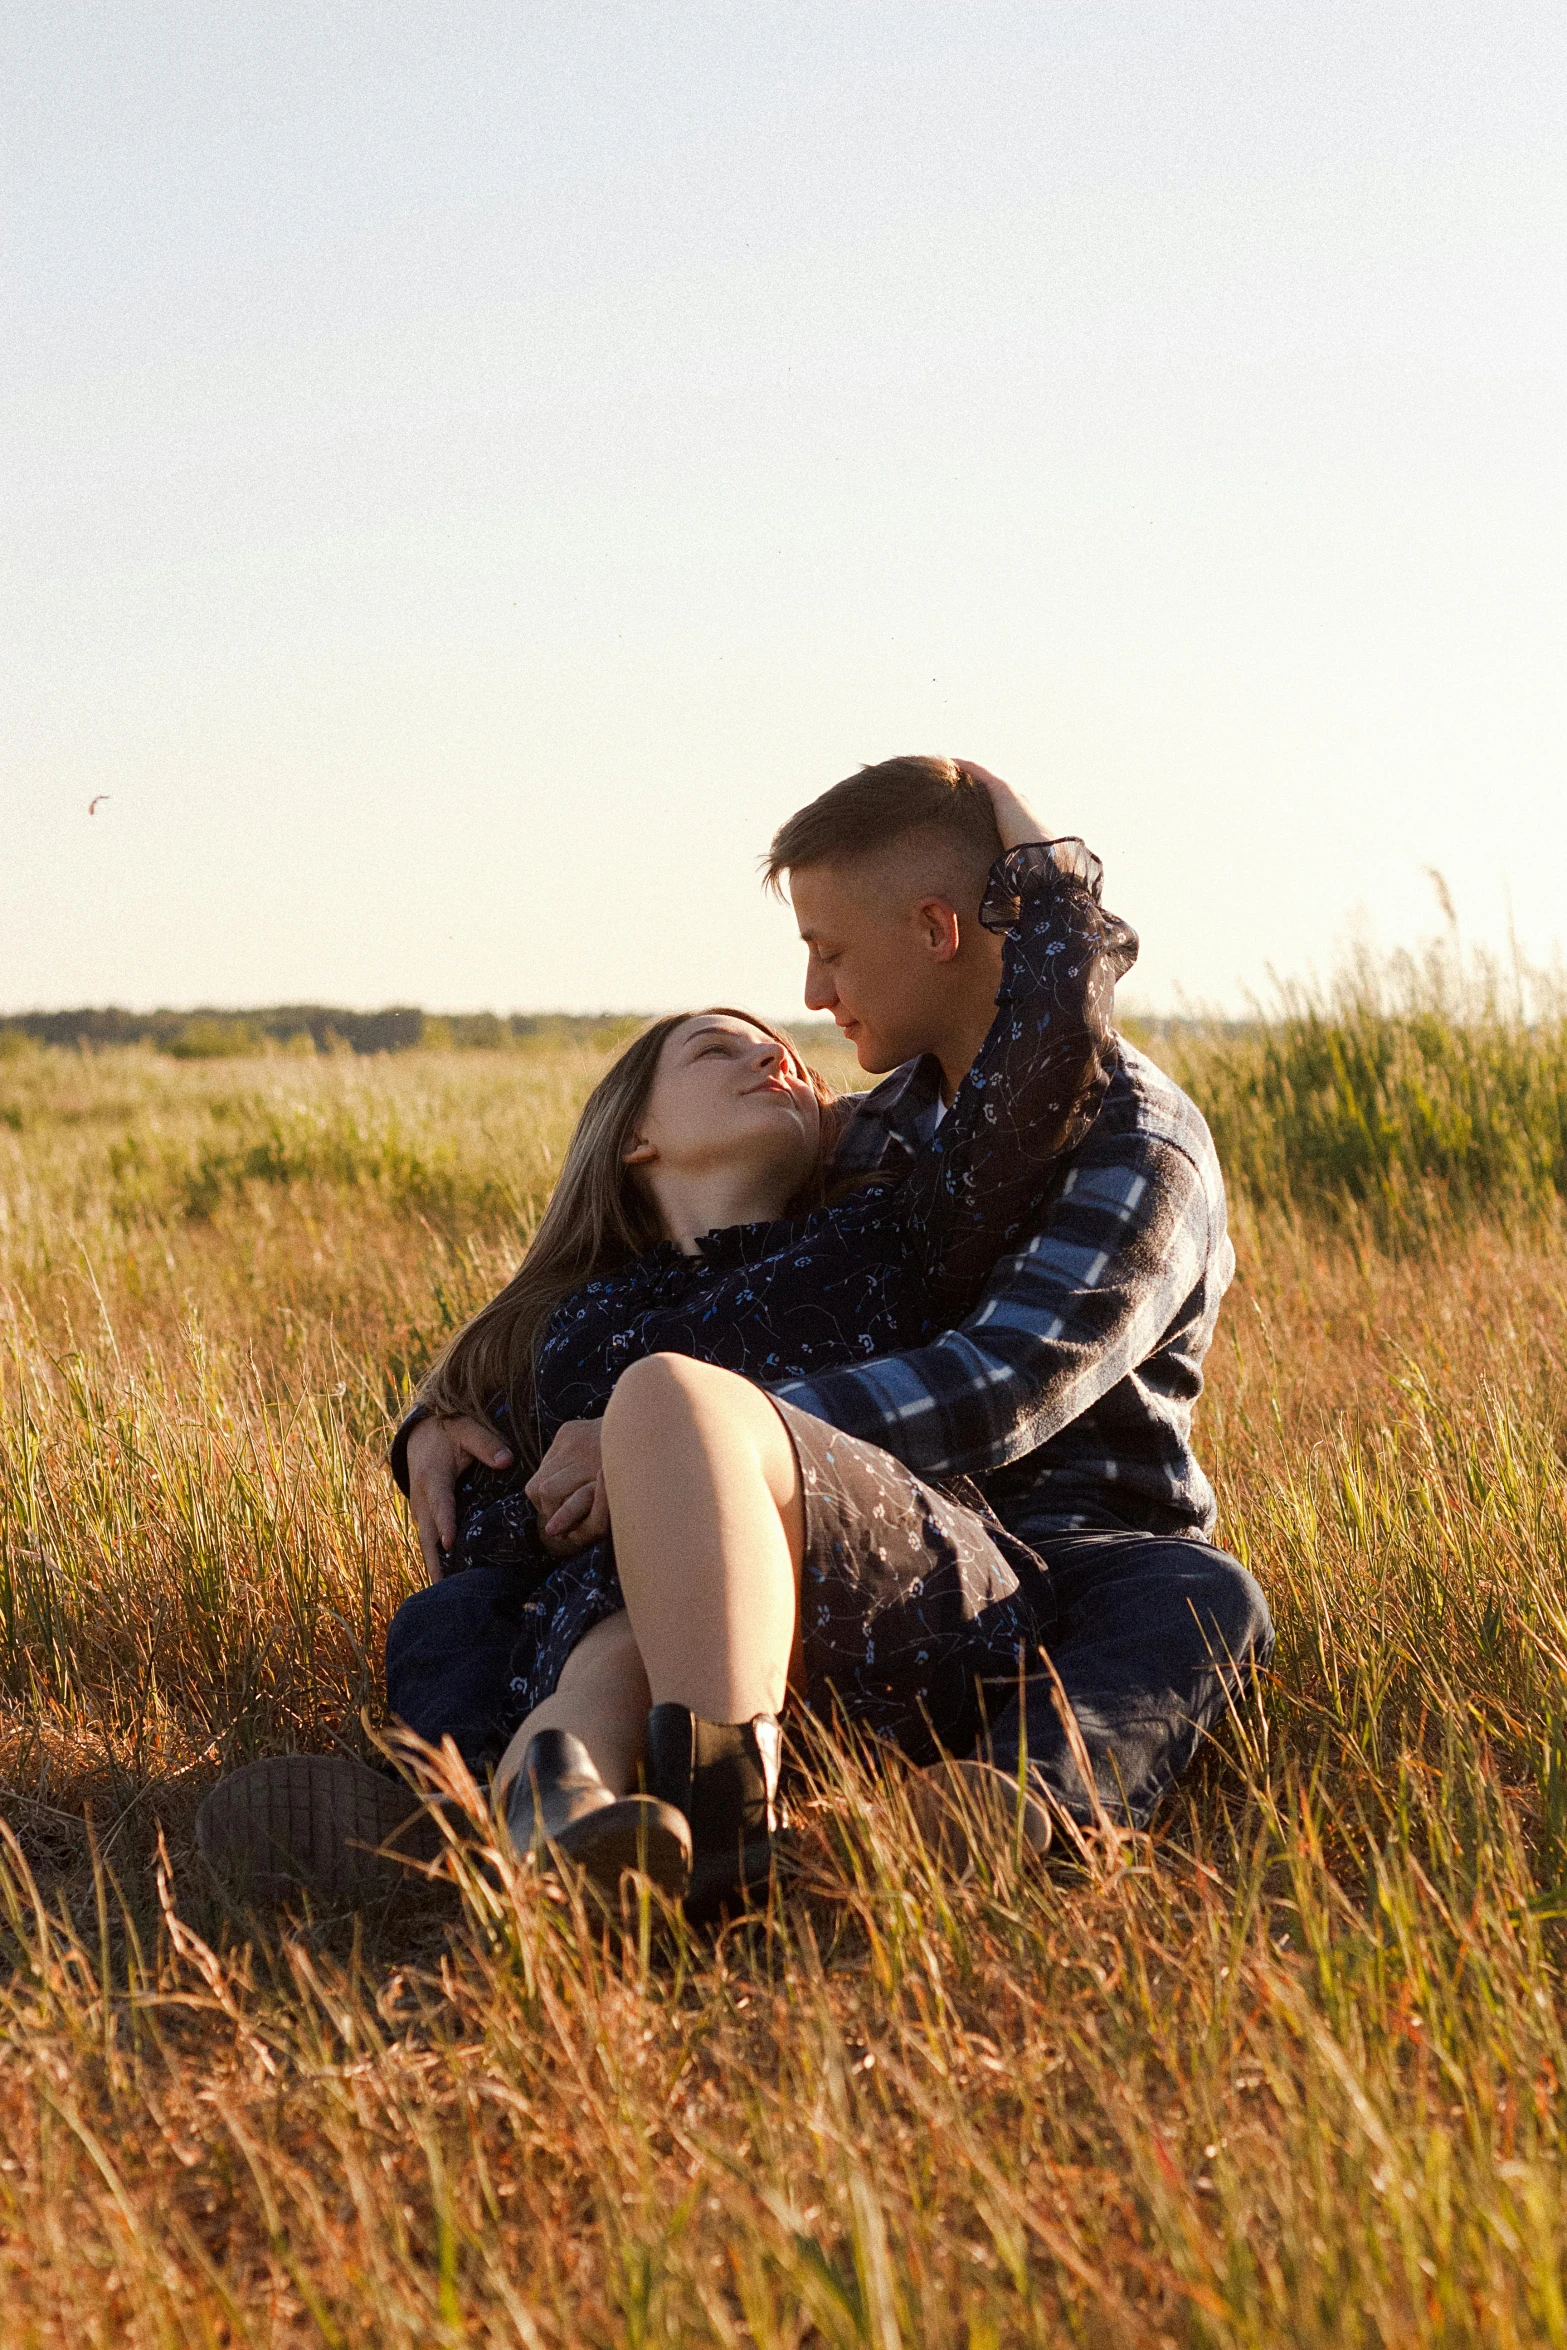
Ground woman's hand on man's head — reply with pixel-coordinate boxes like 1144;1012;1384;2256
526;1418;610;1557
957;761;1053;853
405;1412;514;1582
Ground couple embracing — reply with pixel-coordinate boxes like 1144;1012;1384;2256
199;756;1272;1918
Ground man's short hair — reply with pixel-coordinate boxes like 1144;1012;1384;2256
763;755;1004;909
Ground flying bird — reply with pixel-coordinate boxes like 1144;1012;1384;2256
88;795;111;815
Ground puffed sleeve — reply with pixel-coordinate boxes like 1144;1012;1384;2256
896;838;1138;1322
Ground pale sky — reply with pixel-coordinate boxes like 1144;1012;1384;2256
5;3;1564;1020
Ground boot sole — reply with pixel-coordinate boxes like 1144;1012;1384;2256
196;1755;439;1910
546;1797;693;1903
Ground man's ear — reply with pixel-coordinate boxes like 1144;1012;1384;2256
913;897;962;964
623;1133;657;1166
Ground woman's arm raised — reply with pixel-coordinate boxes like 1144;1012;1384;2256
897;776;1139;1323
957;759;1053;852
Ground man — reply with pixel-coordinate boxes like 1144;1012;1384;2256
775;758;1271;1829
198;756;1268;1900
408;755;1270;1836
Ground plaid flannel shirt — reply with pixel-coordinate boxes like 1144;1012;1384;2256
772;1038;1233;1545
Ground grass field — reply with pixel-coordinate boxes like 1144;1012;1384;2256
2;1018;1566;2345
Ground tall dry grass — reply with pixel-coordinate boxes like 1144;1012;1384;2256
1;1030;1565;2343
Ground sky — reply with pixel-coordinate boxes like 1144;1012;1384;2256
4;2;1564;1021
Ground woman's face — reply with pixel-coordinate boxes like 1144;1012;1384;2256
627;1015;822;1204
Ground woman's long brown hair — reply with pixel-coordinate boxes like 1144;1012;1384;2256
415;1010;843;1471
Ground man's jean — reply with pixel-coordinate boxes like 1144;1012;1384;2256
385;1530;1272;1833
987;1530;1273;1831
385;1566;536;1777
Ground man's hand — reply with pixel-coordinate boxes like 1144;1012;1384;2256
406;1413;514;1582
526;1418;608;1558
959;761;1053;852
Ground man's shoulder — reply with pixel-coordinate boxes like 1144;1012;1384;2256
1044;1040;1227;1257
1087;1040;1221;1176
835;1038;1222;1195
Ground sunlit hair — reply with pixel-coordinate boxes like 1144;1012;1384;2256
415;1009;843;1469
763;754;1004;914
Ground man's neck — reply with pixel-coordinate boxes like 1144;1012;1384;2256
934;993;1002;1103
923;929;1009;1101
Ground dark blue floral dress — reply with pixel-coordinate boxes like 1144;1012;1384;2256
388;841;1137;1762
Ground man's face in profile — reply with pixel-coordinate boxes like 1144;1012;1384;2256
789;859;961;1074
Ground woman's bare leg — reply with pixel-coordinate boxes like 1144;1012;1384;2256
494;1609;649;1802
495;1355;803;1810
600;1354;805;1721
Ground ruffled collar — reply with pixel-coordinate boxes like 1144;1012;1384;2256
608;1216;806;1293
692;1216;800;1268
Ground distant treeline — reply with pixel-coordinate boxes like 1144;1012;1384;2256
0;1006;650;1059
0;1004;1225;1063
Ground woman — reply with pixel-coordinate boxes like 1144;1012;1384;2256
389;776;1137;1911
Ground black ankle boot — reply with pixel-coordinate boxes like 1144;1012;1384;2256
505;1729;691;1903
643;1707;786;1922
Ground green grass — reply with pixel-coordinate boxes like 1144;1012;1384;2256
1146;945;1567;1241
1;1022;1566;2342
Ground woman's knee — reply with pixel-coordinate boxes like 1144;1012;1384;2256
602;1353;745;1454
601;1354;800;1533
